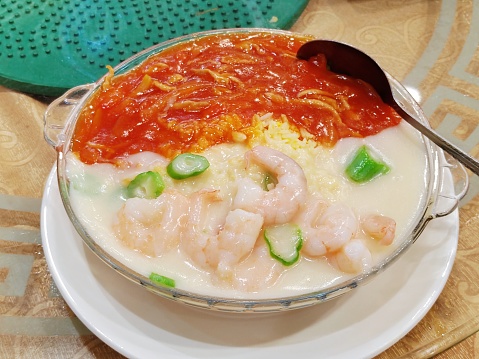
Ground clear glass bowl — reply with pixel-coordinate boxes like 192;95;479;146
43;28;468;313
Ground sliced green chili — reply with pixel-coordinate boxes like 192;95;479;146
149;272;175;288
264;223;303;266
345;145;390;183
126;171;165;199
261;173;277;191
167;153;210;180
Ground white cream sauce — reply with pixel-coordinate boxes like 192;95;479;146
66;120;428;299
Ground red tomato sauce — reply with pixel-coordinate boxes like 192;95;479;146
71;32;402;164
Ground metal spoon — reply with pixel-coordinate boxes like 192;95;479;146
297;40;479;176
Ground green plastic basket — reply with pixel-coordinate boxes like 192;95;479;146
0;0;309;96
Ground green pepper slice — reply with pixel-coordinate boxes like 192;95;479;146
126;171;165;199
345;145;390;183
149;272;175;288
167;153;210;180
261;173;277;191
264;223;303;266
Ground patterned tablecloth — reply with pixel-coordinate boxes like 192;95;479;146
2;0;479;357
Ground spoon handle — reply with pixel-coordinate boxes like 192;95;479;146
393;105;479;175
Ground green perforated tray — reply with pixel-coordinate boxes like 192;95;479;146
0;0;309;96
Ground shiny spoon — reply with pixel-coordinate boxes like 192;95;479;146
297;40;479;176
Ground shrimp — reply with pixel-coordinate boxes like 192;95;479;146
361;214;396;246
233;240;283;292
233;145;308;225
114;190;188;257
181;189;264;281
180;189;227;270
328;239;372;274
298;201;358;257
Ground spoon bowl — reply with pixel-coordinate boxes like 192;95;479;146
297;40;479;176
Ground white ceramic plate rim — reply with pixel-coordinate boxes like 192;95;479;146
41;167;458;359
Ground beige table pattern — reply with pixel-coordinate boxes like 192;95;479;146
2;0;479;357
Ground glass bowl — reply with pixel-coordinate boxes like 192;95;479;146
43;28;468;313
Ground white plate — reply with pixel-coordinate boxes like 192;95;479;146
41;167;458;359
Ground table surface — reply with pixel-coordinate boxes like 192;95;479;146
2;0;479;357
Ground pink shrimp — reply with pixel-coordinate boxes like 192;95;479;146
361;214;396;246
233;145;308;225
233;240;283;292
114;190;189;257
328;239;373;274
181;189;264;281
296;200;358;257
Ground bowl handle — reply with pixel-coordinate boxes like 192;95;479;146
43;84;95;148
432;153;469;218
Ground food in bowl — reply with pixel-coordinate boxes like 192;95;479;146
60;30;431;300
